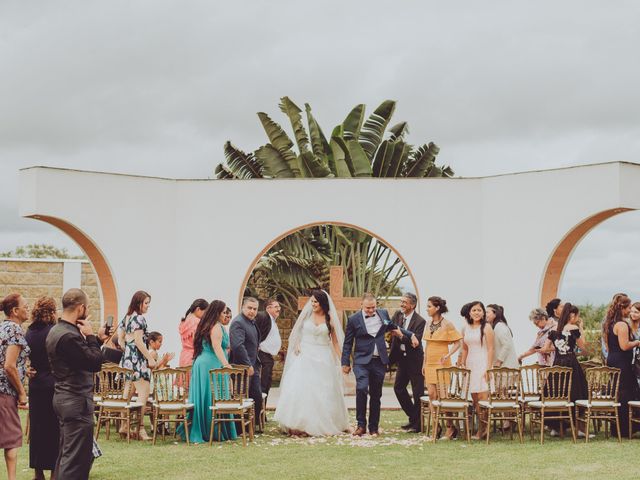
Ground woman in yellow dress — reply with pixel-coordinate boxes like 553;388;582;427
422;296;463;440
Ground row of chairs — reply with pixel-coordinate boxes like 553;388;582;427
93;364;259;446
420;365;627;444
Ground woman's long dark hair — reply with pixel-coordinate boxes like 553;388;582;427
461;301;487;345
192;300;226;360
311;289;332;337
487;303;511;337
602;293;630;346
181;298;209;322
127;290;150;316
557;302;579;333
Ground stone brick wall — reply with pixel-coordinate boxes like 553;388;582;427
0;259;102;329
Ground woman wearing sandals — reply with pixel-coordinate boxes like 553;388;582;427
118;291;157;440
422;296;463;440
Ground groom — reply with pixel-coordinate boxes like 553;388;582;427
342;293;418;436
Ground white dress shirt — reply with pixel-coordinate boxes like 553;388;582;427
259;315;282;356
363;310;383;356
400;310;414;352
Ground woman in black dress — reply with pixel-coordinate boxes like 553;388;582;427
603;294;640;437
543;303;589;436
25;297;59;480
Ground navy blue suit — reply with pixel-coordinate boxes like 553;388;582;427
341;309;413;432
230;314;262;427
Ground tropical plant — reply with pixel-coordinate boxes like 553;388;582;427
226;98;452;318
246;224;408;319
214;97;452;180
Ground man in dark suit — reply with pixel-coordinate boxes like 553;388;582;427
230;297;262;431
389;293;426;432
341;293;418;436
255;299;282;396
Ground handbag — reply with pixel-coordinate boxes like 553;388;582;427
101;324;123;364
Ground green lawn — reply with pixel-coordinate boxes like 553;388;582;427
15;411;638;480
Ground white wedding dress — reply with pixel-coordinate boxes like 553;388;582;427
273;307;350;436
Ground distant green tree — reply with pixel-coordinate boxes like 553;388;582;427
577;303;607;362
0;244;85;259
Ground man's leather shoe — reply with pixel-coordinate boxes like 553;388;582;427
353;426;366;436
369;430;379;437
406;424;421;433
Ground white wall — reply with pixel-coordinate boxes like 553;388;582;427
19;163;640;357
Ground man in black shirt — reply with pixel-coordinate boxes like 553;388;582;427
46;289;103;480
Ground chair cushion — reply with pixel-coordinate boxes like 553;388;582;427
93;395;102;402
209;400;254;410
478;400;519;409
519;395;540;402
575;399;620;408
528;400;574;408
431;399;469;408
420;396;430;402
156;402;194;410
628;401;640;407
98;400;144;409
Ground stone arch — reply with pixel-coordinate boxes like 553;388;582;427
26;214;118;321
238;220;421;310
540;208;634;306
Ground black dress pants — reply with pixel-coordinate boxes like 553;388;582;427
53;392;94;480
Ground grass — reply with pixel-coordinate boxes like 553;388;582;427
15;410;638;480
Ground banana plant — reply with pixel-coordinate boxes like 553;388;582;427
215;97;453;180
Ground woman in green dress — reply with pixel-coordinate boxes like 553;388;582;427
183;300;237;443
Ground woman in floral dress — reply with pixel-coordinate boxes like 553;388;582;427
118;290;156;440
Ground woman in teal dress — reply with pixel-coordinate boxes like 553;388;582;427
182;300;237;443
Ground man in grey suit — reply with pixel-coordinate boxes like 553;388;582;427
230;297;262;431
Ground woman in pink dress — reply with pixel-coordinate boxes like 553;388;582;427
178;299;209;367
458;301;494;440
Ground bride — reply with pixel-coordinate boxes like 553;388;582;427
273;289;350;436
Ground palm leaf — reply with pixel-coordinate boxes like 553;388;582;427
254;144;295;178
257;112;301;176
305;104;333;171
335;138;372;177
342;104;365;141
403;142;439;178
359;100;396;161
279;97;310;154
388;122;409;142
298;151;333;178
330;137;353;177
222;141;263;179
214;163;236;179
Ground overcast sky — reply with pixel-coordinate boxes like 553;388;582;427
1;1;639;305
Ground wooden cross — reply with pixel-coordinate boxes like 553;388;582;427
297;266;363;320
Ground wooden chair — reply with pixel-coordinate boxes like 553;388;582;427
519;363;541;429
529;366;576;444
260;392;268;430
94;365;144;443
575;366;620;442
431;367;471;442
629;400;640;438
419;393;431;435
478;367;523;444
151;368;194;445
209;366;254;446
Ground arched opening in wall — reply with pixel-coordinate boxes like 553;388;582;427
240;222;419;320
26;215;118;324
540;208;639;355
240;222;419;383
